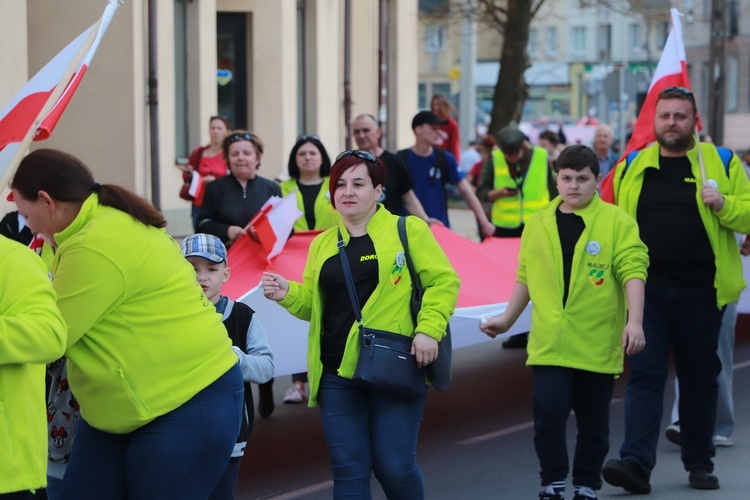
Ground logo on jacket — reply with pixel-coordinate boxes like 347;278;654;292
391;252;405;285
589;268;605;286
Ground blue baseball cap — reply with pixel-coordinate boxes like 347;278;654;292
180;233;227;263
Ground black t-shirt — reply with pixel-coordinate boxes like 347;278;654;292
379;150;413;215
298;181;323;230
319;234;379;374
556;208;585;306
636;155;716;287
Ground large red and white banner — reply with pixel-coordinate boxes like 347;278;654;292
0;0;120;189
601;8;697;202
224;227;529;376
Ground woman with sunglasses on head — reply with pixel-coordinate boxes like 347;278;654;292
10;149;244;499
183;115;231;230
276;135;340;405
197;130;282;245
262;150;460;499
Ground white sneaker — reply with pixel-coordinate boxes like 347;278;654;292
665;423;681;446
282;384;308;404
713;435;734;447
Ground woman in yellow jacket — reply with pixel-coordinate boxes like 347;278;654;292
11;149;244;499
0;236;67;498
262;150;460;499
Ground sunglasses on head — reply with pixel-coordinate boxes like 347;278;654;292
210;115;229;122
296;134;320;143
660;86;693;96
227;132;255;144
335;150;377;163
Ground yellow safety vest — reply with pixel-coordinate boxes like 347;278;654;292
491;147;550;228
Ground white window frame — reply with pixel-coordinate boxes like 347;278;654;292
545;26;558;57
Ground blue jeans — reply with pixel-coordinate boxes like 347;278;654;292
670;302;737;437
318;373;427;499
620;284;723;475
60;364;244;500
532;366;614;489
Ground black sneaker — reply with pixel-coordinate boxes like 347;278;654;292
689;469;720;490
539;491;564;500
602;458;651;494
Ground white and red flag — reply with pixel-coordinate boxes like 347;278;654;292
243;192;304;260
601;8;697;202
0;0;121;189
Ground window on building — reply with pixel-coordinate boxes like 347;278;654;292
432;82;451;100
545;27;557;57
597;23;612;60
657;21;669;49
726;55;738;112
174;0;188;160
571;27;586;54
418;83;427;109
628;23;642;55
419;0;449;15
528;28;538;58
425;24;446;53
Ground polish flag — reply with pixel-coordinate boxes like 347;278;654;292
0;0;120;189
601;8;697;202
244;192;304;260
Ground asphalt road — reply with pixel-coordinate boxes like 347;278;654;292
235;321;750;500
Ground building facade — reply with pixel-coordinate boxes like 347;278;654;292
0;0;418;236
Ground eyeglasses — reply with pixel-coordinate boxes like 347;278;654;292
227;132;255;144
296;134;320;143
660;86;693;96
335;150;377;163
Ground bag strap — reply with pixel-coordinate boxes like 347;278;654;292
397;217;423;326
337;229;364;326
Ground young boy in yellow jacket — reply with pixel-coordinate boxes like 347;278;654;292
481;145;649;500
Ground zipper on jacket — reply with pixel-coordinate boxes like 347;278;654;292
117;367;150;415
0;402;17;459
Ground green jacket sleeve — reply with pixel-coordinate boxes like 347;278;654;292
611;212;649;286
715;154;750;234
0;244;67;364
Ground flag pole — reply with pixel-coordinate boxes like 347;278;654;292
0;17;102;192
693;126;707;185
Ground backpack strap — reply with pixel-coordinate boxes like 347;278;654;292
716;146;733;177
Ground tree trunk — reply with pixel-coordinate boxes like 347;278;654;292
488;0;532;137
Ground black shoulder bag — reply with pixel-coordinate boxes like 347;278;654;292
337;229;428;400
397;216;453;393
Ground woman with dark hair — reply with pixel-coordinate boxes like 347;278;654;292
197;130;281;245
281;135;339;232
431;93;461;161
277;135;340;404
183;115;231;230
10;149;244;499
262;150;460;499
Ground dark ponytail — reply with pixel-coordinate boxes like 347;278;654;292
11;149;167;229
